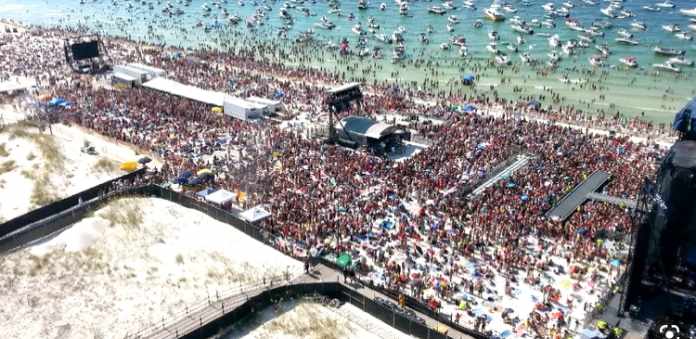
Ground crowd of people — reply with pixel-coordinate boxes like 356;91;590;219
1;28;668;338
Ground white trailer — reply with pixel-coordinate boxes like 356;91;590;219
112;65;149;85
223;96;264;120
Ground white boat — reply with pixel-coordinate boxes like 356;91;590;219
630;21;647;31
447;24;454;32
443;1;458;10
358;0;368;10
652;62;680;72
655;1;674;9
565;19;584;32
429;6;446;15
380;2;386;10
487;42;499;54
548;51;561;62
440;42;450;50
511;24;533;34
662;24;680;33
617;29;633;39
615;38;639;45
451;36;467;47
488;31;499;40
448;15;460;24
459;46;468;57
675;32;693;41
548;34;561;48
668;57;694;66
654;46;685;56
484;6;506;21
680;8;696;17
690;24;696;31
642;5;660;12
589;55;604;67
352;23;365;35
600;7;616;18
399;3;409;15
542;2;555;12
502;4;516;13
495;55;511;65
619;56;638;67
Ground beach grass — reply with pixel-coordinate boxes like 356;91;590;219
93;157;118;173
0;160;16;175
100;198;144;229
0;143;8;157
6;122;65;171
30;172;59;207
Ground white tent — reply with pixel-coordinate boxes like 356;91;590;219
205;189;236;205
246;96;283;113
223;96;264;120
143;77;227;106
240;206;272;223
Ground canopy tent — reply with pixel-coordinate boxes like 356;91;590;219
240;205;272;223
461;104;477;113
462;74;476;85
205;189;236;205
336;252;353;269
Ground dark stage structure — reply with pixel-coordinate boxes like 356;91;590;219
63;35;111;74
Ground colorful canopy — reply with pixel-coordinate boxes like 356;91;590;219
336;252;352;269
119;161;138;172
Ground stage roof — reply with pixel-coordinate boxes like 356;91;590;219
339;116;394;139
143;77;226;106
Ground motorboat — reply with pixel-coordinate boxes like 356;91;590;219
509;16;523;25
675;32;693;41
316;16;335;29
429;6;446;15
631;21;647;31
488;31;499;41
668;57;694;66
399;3;409;15
589;55;604;67
600;7;616;18
447;23;455;32
358;0;368;10
652;62;680;72
642;5;660;12
654;46;685;56
542;20;556;28
511;23;533;34
562;1;574;8
583;0;597;5
502;4;516;13
542;3;555;12
562;41;575;55
619;56;638;68
548;34;561;48
380;2;386;10
615;38;639;46
451;36;467;47
487;42;499;54
655;1;674;9
617;29;633;39
565;19;584;32
443;1;458;10
506;44;518;53
680;8;696;17
484;6;506;21
448;15;460;24
662;24;680;33
352;23;365;35
440;42;450;50
690;24;696;31
495;55;511;65
516;35;526;45
459;46;468;57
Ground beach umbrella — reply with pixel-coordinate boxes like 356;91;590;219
138;156;152;164
119;161;138;172
462;74;475;85
461;104;477;113
211;106;223;113
610;259;621;267
197;168;213;176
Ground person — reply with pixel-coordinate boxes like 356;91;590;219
304;258;310;274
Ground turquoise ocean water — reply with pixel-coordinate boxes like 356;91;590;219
2;0;696;122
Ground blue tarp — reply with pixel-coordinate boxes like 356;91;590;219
462;74;475;82
462;104;477;113
196;187;216;197
380;219;395;230
48;97;67;107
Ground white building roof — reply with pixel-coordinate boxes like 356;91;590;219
143;77;227;106
205;189;236;205
127;63;166;75
112;72;136;82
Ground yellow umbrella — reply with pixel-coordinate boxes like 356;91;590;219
120;161;138;172
197;168;212;176
211;106;223;113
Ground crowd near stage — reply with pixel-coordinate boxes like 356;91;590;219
1;26;691;339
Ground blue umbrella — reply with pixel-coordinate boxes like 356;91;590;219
610;259;621;267
462;104;477;113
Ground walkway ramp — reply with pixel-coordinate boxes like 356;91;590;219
546;171;610;221
471;154;532;196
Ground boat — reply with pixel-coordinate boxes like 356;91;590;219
399;3;409;15
668;57;694;66
502;4;516;13
429;6;446;15
652;62;680;72
690;24;696;31
675;32;693;41
654;46;685;56
548;34;561;48
548;51;561;62
459;46;468;57
615;38;639;46
511;23;533;34
375;33;387;42
642;5;660;12
619;56;638;67
617;29;633;39
488;31;499;41
487;42;499;54
380;2;386;10
655;1;674;9
600;7;616;18
448;15;460;24
358;0;368;10
680;8;696;17
316;16;335;29
495;55;511;65
662;24;680;33
451;36;467;47
542;20;556;28
440;42;450;50
630;21;647;31
542;2;555;12
352;23;365;35
565;19;584;32
443;1;458;10
447;24;454;32
589;55;604;67
484;6;506;21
